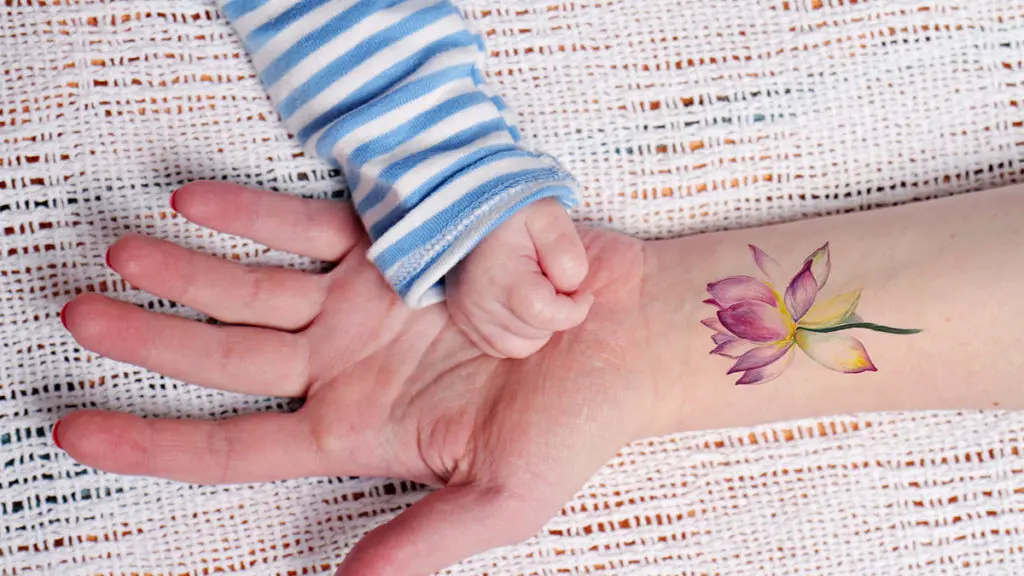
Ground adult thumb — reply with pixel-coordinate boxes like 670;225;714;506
335;484;551;576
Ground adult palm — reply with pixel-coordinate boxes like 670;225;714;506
58;181;666;575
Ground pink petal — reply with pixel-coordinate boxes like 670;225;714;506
706;276;777;308
703;298;721;308
712;332;734;345
749;245;783;284
803;242;831;289
736;347;795;385
794;329;877;374
702;317;726;332
727;342;794;374
711;338;758;358
717;301;794;343
784;260;818;321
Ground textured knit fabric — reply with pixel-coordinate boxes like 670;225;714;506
4;1;1024;575
219;0;578;306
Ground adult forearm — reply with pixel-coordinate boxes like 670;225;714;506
641;185;1024;435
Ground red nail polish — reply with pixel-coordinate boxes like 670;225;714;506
104;248;113;269
52;420;63;450
169;190;179;212
59;302;69;330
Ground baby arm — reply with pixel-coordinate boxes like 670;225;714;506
219;0;586;323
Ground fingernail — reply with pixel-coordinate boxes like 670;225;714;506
169;190;179;212
104;247;113;269
52;420;64;450
59;302;69;330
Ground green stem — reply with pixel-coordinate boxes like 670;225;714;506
797;322;922;335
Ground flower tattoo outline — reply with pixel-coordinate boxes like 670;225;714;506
702;243;921;385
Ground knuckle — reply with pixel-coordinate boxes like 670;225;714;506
214;330;244;372
509;287;549;325
208;425;232;485
559;250;589;284
241;266;269;305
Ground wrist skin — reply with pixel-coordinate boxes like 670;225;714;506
634;185;1024;440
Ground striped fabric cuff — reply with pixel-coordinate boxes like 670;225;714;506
219;0;578;307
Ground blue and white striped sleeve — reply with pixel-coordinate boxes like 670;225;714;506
218;0;580;307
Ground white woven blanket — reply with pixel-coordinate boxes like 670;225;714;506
2;1;1023;574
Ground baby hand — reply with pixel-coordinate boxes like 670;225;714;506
447;199;593;358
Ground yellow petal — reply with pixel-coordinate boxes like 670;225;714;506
794;329;877;374
799;289;862;329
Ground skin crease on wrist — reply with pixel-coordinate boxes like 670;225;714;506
638;186;1024;439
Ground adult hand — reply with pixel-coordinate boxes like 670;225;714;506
57;181;670;575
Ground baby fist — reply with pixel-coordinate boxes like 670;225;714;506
447;199;592;358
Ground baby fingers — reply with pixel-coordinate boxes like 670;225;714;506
508;273;595;333
525;199;589;293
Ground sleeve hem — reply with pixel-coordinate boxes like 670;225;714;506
370;170;578;308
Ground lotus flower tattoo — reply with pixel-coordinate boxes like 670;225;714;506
703;243;920;385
